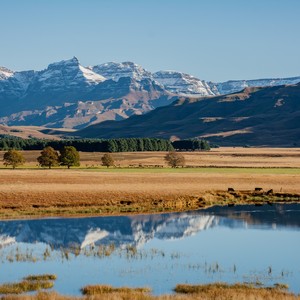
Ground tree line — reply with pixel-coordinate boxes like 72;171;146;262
0;136;210;152
172;139;210;151
2;147;186;169
0;137;174;152
3;146;80;169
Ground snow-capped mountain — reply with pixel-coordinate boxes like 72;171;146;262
36;57;105;90
92;61;153;82
0;58;174;128
0;57;300;129
0;67;35;99
212;76;300;95
0;67;14;80
153;71;216;96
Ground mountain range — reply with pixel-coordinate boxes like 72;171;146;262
77;83;300;146
1;57;300;134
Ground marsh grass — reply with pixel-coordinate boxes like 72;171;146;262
173;282;299;299
81;284;151;295
0;280;54;294
1;283;299;300
23;275;57;282
0;274;56;295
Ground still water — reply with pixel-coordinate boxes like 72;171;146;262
0;204;299;295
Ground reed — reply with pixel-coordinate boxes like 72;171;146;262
23;275;57;281
0;281;54;294
81;284;151;295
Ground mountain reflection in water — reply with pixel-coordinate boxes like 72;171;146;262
0;204;299;251
0;204;300;296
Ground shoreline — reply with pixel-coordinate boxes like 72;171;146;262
0;189;299;220
0;160;299;219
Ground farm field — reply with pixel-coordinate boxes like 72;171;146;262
0;148;299;218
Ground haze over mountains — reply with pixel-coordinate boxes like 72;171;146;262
1;57;300;133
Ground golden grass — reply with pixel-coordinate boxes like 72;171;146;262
172;282;299;300
0;274;56;295
0;125;73;140
0;167;299;218
1;147;300;168
81;284;151;295
0;148;299;218
0;281;54;295
1;283;299;300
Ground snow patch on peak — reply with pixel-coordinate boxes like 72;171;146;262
213;76;300;95
78;65;106;84
0;67;14;80
37;57;105;87
153;70;215;96
92;61;152;82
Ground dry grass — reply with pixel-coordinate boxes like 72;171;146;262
0;281;54;295
172;283;300;300
0;148;299;218
23;275;57;282
0;169;299;218
1;283;299;300
0;125;73;140
1;147;300;168
0;274;56;295
81;285;151;295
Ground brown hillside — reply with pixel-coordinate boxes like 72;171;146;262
76;84;300;146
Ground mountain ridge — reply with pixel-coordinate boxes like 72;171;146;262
76;83;300;146
1;57;300;131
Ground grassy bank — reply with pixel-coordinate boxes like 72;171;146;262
0;167;299;219
0;148;299;219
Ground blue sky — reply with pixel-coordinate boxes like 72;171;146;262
1;0;299;81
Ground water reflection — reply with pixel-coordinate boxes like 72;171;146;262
0;204;299;295
0;204;299;251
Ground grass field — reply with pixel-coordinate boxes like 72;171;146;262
2;147;300;168
0;148;299;218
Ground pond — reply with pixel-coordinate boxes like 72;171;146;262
0;204;299;295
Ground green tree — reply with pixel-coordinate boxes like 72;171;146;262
37;146;59;169
101;153;115;168
3;149;25;169
164;151;185;168
59;146;80;169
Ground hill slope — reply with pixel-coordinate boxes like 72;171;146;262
76;83;300;146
